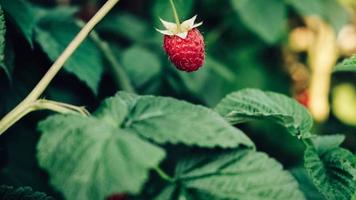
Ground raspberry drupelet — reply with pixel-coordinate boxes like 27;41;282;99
157;15;205;72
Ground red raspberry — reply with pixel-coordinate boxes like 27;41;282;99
296;89;309;108
156;15;205;72
106;194;127;200
163;28;205;72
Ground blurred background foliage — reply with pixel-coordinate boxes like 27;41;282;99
0;0;355;199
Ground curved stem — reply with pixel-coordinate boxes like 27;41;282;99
154;167;175;183
169;0;180;26
34;99;90;116
0;0;120;135
89;30;135;93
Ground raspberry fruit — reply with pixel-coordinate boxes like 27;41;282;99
163;28;205;72
106;194;126;200
296;89;309;108
157;16;205;72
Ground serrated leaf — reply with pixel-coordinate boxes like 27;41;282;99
35;10;104;95
0;6;6;76
304;136;356;200
334;55;356;73
121;45;162;88
0;0;36;45
97;92;254;148
231;0;287;44
156;150;305;200
37;114;166;200
178;56;237;106
0;185;54;200
215;88;313;138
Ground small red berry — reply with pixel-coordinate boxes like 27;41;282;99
296;89;309;108
156;15;205;72
163;28;205;72
106;193;127;200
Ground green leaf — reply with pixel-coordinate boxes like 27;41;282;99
35;10;104;95
304;136;356;200
287;0;323;16
334;55;356;73
1;39;15;82
152;0;194;26
98;92;254;148
156;150;305;200
290;167;324;200
0;6;6;76
0;0;37;45
0;185;54;200
37;90;254;199
121;45;162;88
99;12;151;42
320;0;348;31
37;114;166;200
231;0;287;44
288;0;348;31
215;88;313;138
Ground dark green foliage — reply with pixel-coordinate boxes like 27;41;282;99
304;136;356;200
231;0;287;44
35;9;104;95
0;0;37;45
0;185;54;200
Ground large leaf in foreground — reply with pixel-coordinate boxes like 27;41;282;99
35;11;104;95
215;89;313;138
96;92;253;148
304;135;356;200
37;91;254;199
0;185;53;200
155;150;305;200
37;115;165;200
291;168;324;200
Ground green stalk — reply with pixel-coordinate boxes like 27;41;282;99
0;0;120;135
154;167;175;183
169;0;181;26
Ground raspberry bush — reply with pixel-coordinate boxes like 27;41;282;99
0;0;355;200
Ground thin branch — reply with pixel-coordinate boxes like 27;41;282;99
0;0;120;135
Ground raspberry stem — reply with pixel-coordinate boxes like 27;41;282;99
169;0;181;28
154;167;175;183
0;0;120;135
